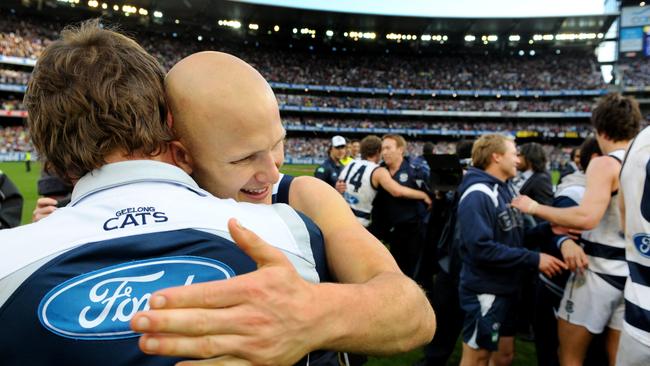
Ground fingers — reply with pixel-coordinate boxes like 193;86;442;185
36;197;58;208
32;205;57;222
139;333;243;359
132;308;244;336
227;218;292;269
177;356;253;366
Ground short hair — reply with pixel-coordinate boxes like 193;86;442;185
518;142;547;173
456;140;474;160
360;135;382;159
422;142;435;155
471;134;513;170
25;19;171;183
579;137;602;171
382;134;407;155
591;93;641;142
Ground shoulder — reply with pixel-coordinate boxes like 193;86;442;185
586;155;621;178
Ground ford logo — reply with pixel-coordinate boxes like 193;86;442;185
343;192;359;205
38;256;235;340
633;234;650;259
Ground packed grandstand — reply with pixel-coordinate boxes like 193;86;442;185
0;2;648;168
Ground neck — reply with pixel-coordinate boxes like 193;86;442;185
367;155;380;163
600;139;629;155
389;156;403;171
484;165;508;182
105;148;175;165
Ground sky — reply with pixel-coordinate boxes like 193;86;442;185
234;0;609;18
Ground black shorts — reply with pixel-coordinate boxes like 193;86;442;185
459;287;515;351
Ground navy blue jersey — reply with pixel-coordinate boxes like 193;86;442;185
371;158;427;230
272;174;294;204
314;157;342;188
0;161;330;365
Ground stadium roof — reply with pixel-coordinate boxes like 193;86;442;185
114;0;617;37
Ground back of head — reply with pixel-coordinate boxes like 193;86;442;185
25;19;170;183
422;142;435;155
472;134;511;170
360;135;382;159
579;136;602;171
591;93;641;142
456;139;474;160
518;142;547;173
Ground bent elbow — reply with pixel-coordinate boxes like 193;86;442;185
577;215;599;231
390;189;404;198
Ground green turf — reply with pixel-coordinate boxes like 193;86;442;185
1;161;539;365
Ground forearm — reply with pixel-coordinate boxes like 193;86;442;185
312;272;435;355
533;204;594;230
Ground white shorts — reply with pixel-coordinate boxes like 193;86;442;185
616;327;650;366
557;270;624;334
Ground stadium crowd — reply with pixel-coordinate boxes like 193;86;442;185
282;117;594;135
0;13;610;91
2;11;650;366
277;94;594;112
0;68;30;85
0;125;30;153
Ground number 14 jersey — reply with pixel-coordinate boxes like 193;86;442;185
339;159;380;227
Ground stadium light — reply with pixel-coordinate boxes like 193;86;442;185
139;8;148;16
487;35;498;42
101;3;107;9
642;2;646;6
529;50;536;56
518;50;524;56
464;35;476;42
421;34;432;41
274;25;280;32
219;20;241;29
113;4;118;10
533;34;543;41
293;28;298;34
88;1;98;7
153;10;163;18
509;35;520;42
529;40;534;44
249;23;259;30
175;19;180;24
326;30;334;37
197;35;203;41
542;34;554;41
597;33;604;39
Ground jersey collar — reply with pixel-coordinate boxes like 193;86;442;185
70;160;207;206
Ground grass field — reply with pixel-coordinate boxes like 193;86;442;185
0;161;538;365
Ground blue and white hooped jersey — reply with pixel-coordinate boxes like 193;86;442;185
272;173;294;204
338;159;379;227
579;149;628;290
0;161;330;366
621;127;650;347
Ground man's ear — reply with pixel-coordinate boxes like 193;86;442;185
170;140;194;175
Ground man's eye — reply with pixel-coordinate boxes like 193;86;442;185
231;156;253;164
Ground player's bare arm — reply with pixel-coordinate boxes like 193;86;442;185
512;156;619;230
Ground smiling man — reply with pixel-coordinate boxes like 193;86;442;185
129;52;435;365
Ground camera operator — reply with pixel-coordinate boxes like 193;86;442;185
32;170;72;222
0;169;23;229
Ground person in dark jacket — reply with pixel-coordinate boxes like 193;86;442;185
457;134;566;366
516;142;553;206
314;135;347;187
0;170;23;229
370;134;429;279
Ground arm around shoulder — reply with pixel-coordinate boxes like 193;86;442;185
289;176;436;354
